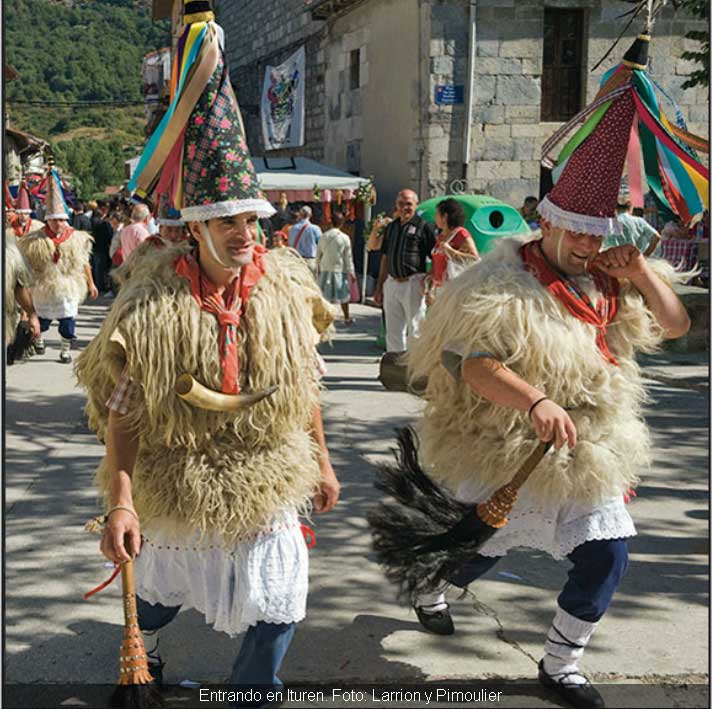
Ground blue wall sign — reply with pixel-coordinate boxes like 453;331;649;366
434;84;464;105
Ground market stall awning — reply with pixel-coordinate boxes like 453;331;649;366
252;156;370;203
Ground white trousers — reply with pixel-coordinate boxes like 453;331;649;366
383;274;427;353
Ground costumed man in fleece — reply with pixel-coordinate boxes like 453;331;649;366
5;181;42;363
398;34;700;709
76;0;340;698
5;233;40;364
18;163;98;363
5;179;43;242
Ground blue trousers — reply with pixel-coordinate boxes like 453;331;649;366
446;538;629;623
136;596;295;691
39;316;75;339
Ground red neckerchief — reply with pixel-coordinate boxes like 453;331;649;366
520;240;620;366
10;215;31;238
174;245;268;394
42;224;74;263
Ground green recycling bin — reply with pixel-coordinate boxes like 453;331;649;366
417;194;530;255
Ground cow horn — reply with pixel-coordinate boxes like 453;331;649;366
175;374;278;412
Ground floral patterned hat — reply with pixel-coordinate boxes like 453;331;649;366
128;0;274;222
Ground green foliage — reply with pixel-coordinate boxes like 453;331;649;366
5;0;169;196
54;137;130;199
6;0;169;104
678;0;710;89
4;0;171;187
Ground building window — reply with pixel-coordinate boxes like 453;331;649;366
541;8;584;122
349;49;360;90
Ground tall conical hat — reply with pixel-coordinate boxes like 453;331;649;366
128;0;274;222
14;180;32;214
539;33;708;236
44;167;70;220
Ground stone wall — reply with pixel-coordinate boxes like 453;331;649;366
216;0;327;160
323;0;424;210
216;0;708;210
426;0;709;208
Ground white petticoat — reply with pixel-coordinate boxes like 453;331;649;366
134;510;308;637
33;291;79;320
454;479;636;560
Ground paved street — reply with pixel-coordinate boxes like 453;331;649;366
4;297;709;708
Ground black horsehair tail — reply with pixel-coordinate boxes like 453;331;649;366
368;427;496;604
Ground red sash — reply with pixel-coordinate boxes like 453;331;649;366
42;224;74;263
520;240;620;366
174;246;268;394
293;223;309;251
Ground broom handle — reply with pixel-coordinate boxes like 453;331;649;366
116;558;154;685
508;440;553;491
476;440;552;528
120;559;139;628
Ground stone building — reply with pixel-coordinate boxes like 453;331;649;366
157;0;709;211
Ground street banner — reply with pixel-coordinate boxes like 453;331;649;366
261;46;305;151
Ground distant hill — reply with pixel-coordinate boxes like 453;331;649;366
5;0;170;196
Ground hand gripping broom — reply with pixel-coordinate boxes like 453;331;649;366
368;427;551;604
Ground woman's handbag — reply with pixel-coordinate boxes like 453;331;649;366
446;253;471;281
444;229;474;281
349;273;360;303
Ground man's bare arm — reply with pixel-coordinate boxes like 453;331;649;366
643;233;661;258
461;356;577;449
100;410;141;562
374;254;388;305
310;402;340;513
593;245;690;339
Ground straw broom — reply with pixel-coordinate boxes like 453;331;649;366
368;427;551;604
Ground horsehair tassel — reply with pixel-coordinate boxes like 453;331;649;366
174;373;278;412
476;441;552;528
117;560;154;686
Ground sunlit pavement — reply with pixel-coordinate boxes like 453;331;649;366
4;296;708;707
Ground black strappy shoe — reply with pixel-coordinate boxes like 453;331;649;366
538;659;604;709
414;602;455;635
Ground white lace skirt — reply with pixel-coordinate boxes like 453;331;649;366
453;480;636;560
134;510;308;637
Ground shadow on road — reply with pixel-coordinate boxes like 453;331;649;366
4;301;708;688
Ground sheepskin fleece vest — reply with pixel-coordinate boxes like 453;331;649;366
4;242;33;345
408;235;680;505
76;244;336;542
17;227;92;317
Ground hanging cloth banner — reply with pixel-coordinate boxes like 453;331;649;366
261;46;305;151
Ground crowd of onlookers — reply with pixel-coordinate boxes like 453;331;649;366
16;186;710;341
68;198;160;295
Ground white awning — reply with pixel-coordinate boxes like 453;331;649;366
253;157;370;200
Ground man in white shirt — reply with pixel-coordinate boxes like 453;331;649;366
120;203;151;262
